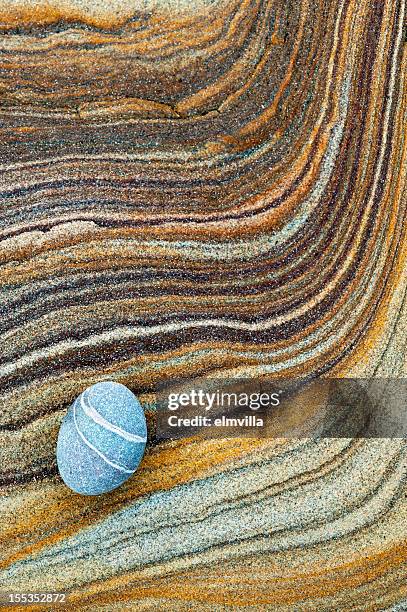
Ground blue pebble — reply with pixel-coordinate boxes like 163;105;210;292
57;381;147;495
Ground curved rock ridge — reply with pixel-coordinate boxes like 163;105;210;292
0;0;406;609
0;0;219;29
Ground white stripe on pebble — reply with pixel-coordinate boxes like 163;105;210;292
81;390;146;443
73;400;135;475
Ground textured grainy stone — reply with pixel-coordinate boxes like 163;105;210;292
0;0;406;608
57;382;147;495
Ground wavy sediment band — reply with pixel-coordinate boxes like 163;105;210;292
0;0;406;609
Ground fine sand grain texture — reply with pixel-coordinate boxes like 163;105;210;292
0;0;406;610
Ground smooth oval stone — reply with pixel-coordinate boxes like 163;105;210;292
57;381;147;495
